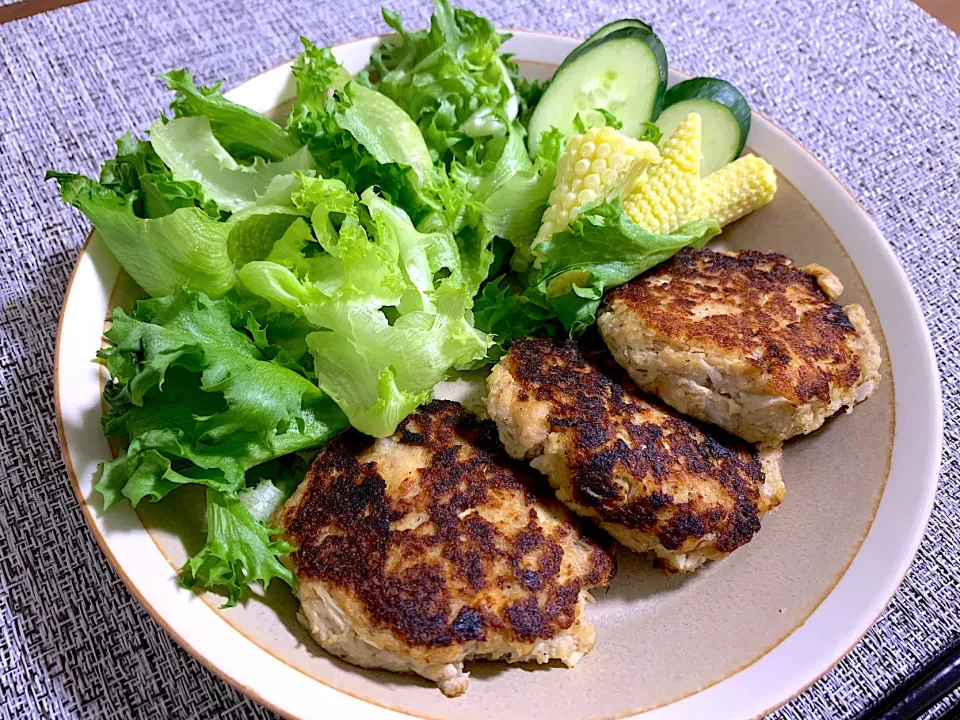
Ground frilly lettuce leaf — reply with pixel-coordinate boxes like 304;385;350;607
369;0;518;166
305;322;487;442
237;177;489;436
97;291;347;604
225;205;303;267
183;451;309;606
471;276;561;366
96;290;347;509
288;39;433;194
469;121;531;203
305;286;483;437
163;69;301;162
367;0;532;279
94;290;348;605
534;198;722;334
335;80;434;189
364;190;461;312
182;487;295;608
98;132;221;219
482;127;564;260
149;116;315;213
46;172;234;298
48;80;316;296
287;38;496;302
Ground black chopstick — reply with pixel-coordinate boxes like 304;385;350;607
852;636;960;720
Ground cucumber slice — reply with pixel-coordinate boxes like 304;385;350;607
581;18;653;47
555;21;657;76
555;20;657;77
656;78;751;176
528;27;667;156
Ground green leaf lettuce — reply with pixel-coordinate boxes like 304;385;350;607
149;116;315;213
97;290;348;604
534;198;721;334
370;0;518;166
97;290;348;509
47;172;234;298
287;39;433;193
181;487;295;607
163;69;301;162
237;178;490;437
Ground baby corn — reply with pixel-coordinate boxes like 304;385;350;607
622;112;701;234
694;154;777;227
535;126;659;247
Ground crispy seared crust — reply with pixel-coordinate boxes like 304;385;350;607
599;248;881;442
487;339;784;572
279;400;614;693
606;249;866;405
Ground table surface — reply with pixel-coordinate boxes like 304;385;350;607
1;0;959;31
1;1;958;718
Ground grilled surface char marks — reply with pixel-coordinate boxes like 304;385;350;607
605;248;867;406
282;400;614;649
503;338;772;556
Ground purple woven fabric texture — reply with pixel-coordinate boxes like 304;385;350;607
0;0;957;717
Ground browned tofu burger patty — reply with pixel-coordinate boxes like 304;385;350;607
598;248;881;443
277;400;615;697
487;338;784;573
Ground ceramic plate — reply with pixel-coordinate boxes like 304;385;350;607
55;31;942;720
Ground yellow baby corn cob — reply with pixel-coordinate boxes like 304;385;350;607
622;112;701;234
535;126;659;247
694;154;777;227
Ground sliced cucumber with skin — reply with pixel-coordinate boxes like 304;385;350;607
553;21;655;77
579;18;653;49
656;78;752;176
528;27;667;156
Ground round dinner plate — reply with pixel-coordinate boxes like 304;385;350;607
55;31;942;720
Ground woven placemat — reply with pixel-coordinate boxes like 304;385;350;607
1;0;957;717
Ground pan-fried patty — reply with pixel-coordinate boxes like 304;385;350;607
598;248;882;443
277;400;615;697
487;338;783;573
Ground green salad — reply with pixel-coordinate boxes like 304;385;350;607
50;0;773;606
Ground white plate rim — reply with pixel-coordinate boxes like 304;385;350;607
53;30;943;720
